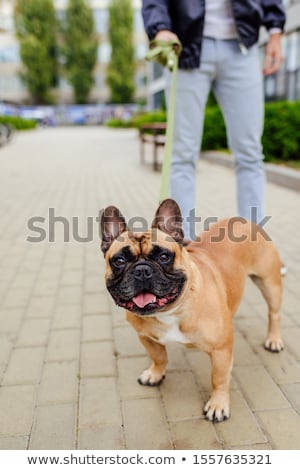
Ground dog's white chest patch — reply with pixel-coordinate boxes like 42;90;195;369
157;314;190;345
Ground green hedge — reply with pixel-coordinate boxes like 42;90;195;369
0;116;37;130
108;101;300;162
106;110;167;129
262;102;300;161
201;106;227;152
202;101;300;162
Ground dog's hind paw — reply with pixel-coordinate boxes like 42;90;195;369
264;337;284;353
138;367;165;387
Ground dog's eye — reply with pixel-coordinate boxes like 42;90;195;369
158;252;172;264
112;257;127;268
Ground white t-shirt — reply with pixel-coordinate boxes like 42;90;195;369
203;0;238;39
203;0;281;40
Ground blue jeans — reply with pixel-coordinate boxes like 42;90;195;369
166;38;265;239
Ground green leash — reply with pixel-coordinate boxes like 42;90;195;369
146;39;182;201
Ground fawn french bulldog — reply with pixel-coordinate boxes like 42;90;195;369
101;199;283;422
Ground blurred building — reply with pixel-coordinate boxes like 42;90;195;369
263;0;300;101
146;0;300;108
0;0;148;104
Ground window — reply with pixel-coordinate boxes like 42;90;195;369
0;75;25;93
0;45;20;63
286;32;300;71
94;9;108;35
98;43;111;63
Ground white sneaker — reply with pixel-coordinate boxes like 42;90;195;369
280;262;288;277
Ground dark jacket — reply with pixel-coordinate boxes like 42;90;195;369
142;0;286;69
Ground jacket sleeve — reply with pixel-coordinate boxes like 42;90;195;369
261;0;286;31
141;0;172;39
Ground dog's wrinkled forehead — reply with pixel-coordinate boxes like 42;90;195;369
107;229;179;259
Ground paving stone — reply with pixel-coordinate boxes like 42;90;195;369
11;273;36;289
166;344;190;371
60;270;83;286
52;304;81;330
16;318;50;347
80;341;116;378
84;276;105;294
29;404;76;450
46;329;80;362
161;371;204;421
57;286;82;305
0;308;24;333
0;282;10;304
79;377;122;429
233;331;261;366
27;296;55;318
2;347;45;385
281;327;300;360
113;326;146;357
229;443;273;450
38;361;78;405
280;383;300;413
170;419;222;450
38;265;62;281
32;279;58;297
253;348;300;384
235;316;273;351
281;291;300;315
63;258;84;272
17;260;41;275
82;315;112;342
0;333;15;366
111;302;128;327
0;385;37;437
0;268;17;283
256;409;300;450
122;398;172;450
83;293;110;314
233;365;291;411
0;436;29;450
78;425;125;450
3;288;32;308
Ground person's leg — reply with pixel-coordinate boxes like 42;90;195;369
213;41;265;224
165;38;216;239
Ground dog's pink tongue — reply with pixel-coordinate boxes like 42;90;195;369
133;292;156;308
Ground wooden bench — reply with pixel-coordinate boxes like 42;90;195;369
139;122;166;171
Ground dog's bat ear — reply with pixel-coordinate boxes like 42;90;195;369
152;198;184;244
100;206;127;255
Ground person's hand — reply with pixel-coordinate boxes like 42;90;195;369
263;33;284;76
154;30;179;42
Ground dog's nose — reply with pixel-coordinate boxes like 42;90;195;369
133;263;153;280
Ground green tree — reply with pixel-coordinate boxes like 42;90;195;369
62;0;98;104
14;0;58;104
107;0;135;103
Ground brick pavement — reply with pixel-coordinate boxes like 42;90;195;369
0;127;299;450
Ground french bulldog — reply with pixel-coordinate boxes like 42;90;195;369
100;199;283;422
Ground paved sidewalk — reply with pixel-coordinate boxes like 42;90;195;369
0;127;299;450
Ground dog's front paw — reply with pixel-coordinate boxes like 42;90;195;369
138;367;165;387
264;336;284;353
204;393;230;422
